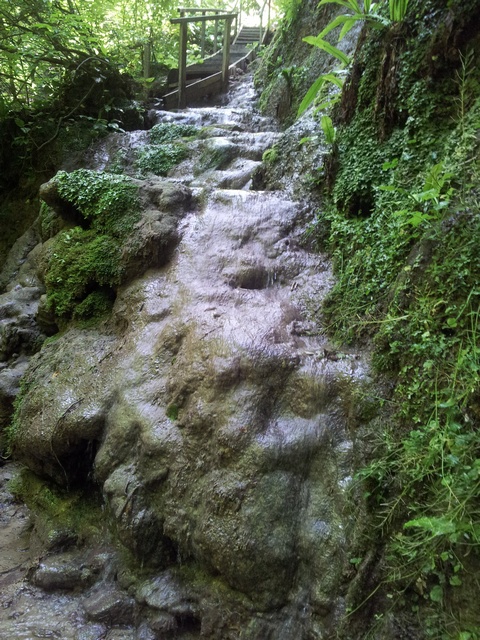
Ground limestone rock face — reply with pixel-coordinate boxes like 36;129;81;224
6;78;370;638
13;328;117;482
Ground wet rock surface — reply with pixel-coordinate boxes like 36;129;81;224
0;75;370;638
0;464;132;639
0;236;47;440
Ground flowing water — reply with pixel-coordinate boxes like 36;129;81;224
0;74;368;639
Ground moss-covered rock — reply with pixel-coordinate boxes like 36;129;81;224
9;467;105;550
37;170;191;321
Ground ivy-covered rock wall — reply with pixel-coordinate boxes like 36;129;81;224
257;0;480;637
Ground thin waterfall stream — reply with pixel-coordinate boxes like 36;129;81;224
0;73;369;640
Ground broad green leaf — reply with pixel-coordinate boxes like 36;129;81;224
318;14;352;39
320;73;345;89
318;14;363;40
339;16;358;40
429;585;443;603
318;0;360;12
297;76;326;116
390;0;410;21
382;158;398;170
297;73;344;117
404;516;456;536
303;36;351;66
32;22;55;31
407;211;432;227
321;115;336;144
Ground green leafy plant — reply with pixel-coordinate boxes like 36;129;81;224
317;0;388;40
303;34;351;65
297;71;346;116
308;8;480;628
319;0;410;24
320;114;337;144
149;122;198;144
297;35;350;116
298;0;411;116
262;145;279;164
379;162;454;228
389;0;410;22
135;142;188;177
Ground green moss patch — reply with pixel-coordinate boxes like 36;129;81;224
45;228;121;318
55;169;139;237
134;143;188;177
9;468;105;547
131;123;198;178
149;122;198;144
44;169;140;320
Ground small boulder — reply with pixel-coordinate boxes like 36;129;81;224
83;584;136;625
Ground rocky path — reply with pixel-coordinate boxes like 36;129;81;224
0;74;368;640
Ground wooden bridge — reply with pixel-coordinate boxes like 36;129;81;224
161;3;272;110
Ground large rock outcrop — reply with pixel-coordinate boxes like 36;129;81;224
6;83;372;639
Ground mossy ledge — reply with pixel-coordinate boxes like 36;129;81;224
37;167;191;324
9;467;106;550
40;169;140;321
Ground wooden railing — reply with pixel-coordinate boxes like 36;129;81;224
176;7;239;56
170;9;238;108
231;0;272;43
259;0;273;47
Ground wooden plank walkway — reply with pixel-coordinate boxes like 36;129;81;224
161;24;263;110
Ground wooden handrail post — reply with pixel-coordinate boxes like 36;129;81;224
214;13;219;53
222;16;232;91
170;11;239;108
201;10;206;57
143;41;151;79
178;20;188;109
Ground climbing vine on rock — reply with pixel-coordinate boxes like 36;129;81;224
305;0;480;636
